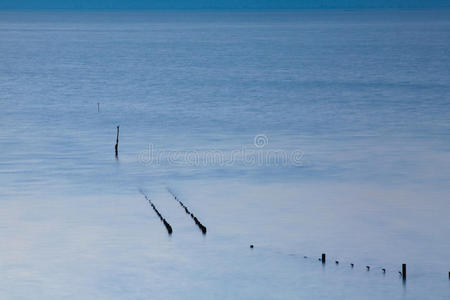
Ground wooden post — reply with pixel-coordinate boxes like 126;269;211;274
402;264;406;280
322;253;326;264
115;126;119;157
97;102;100;112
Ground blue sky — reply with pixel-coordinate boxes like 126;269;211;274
0;0;449;9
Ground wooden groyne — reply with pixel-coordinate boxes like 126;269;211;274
167;188;207;234
305;252;417;281
139;189;173;235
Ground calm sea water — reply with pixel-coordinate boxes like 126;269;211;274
0;10;449;299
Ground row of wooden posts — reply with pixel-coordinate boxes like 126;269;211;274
320;253;409;279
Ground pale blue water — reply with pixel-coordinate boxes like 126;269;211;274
0;10;449;299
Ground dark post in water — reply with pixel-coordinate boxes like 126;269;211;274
322;253;326;264
402;264;406;280
115;125;119;158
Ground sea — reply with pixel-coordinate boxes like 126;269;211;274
0;9;449;299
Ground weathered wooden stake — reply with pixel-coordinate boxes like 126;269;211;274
402;264;406;280
115;125;119;157
322;253;326;264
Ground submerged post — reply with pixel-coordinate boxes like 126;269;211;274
322;253;326;264
402;264;406;280
97;102;100;112
115;125;119;157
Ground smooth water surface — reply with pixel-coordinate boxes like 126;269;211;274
0;10;449;299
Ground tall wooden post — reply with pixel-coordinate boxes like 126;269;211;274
115;126;119;157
